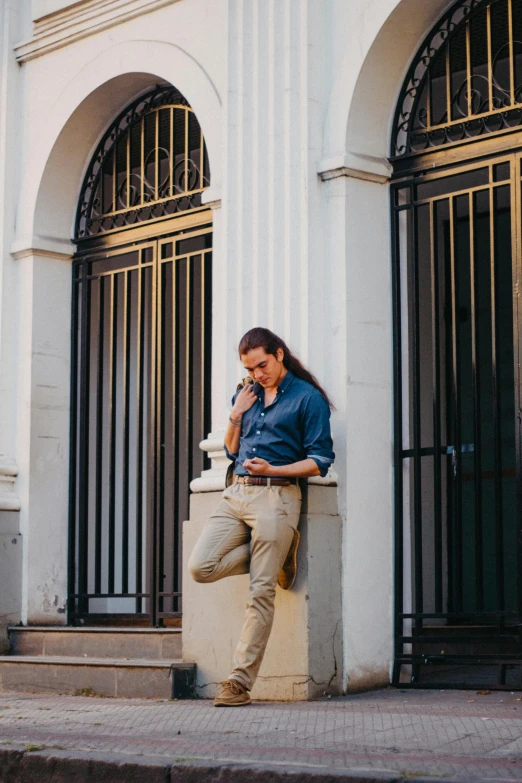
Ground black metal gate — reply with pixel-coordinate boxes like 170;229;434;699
69;223;212;625
391;153;522;687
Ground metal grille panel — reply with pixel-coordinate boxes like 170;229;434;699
75;86;210;240
392;0;522;157
69;226;212;625
391;155;522;687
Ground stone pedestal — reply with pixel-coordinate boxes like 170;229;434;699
182;485;342;701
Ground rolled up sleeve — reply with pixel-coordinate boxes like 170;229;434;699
302;394;335;477
224;444;238;461
225;391;240;462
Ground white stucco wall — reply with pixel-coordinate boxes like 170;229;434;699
0;0;459;692
32;0;91;20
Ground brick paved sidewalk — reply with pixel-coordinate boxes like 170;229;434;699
1;687;522;782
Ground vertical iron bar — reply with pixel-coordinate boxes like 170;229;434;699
78;267;92;619
185;255;193;614
135;258;145;614
122;270;131;595
126;132;130;210
108;274;118;595
446;42;452;123
391;187;405;684
487;4;493;112
184;109;189;194
155;110;159;200
100;158;104;221
430;201;443;612
170;107;174;197
514;155;522;635
112;142;116;213
150;246;158;625
200;131;204;190
508;0;515;106
156;257;165;620
172;253;178;610
140;116;145;206
470;189;484;611
490;185;505;614
186;255;192;493
200;252;206;472
411;202;424;628
449;196;463;613
466;20;472;118
94;275;105;594
67;263;81;623
427;71;432;130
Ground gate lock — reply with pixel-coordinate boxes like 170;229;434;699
445;444;475;478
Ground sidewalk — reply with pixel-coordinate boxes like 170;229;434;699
1;687;522;782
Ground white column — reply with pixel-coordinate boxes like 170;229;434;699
0;0;23;512
190;188;230;493
0;0;24;644
13;244;73;625
193;0;339;492
318;154;395;691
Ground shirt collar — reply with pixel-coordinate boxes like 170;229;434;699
277;370;295;395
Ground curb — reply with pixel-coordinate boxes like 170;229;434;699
0;746;518;783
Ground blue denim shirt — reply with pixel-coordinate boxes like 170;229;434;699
225;371;335;478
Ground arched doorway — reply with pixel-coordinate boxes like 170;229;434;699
69;85;212;627
391;0;522;687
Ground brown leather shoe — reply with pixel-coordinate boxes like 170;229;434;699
278;529;300;590
214;679;251;707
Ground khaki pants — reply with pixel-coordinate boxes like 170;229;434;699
188;482;302;690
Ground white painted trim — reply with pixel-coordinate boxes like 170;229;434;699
198;435;226;456
308;469;338;486
191;432;228;493
317;152;391;184
201;186;222;209
16;0;181;63
10;236;74;261
190;475;226;493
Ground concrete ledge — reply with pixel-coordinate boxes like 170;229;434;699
317;151;392;184
182;486;343;701
0;658;195;699
9;627;182;659
0;745;496;783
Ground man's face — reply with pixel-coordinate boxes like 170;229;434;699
240;347;285;388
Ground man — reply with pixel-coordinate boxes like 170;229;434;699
189;327;334;706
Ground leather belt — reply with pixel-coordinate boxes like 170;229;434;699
234;476;298;486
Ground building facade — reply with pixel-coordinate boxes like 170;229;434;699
0;0;521;698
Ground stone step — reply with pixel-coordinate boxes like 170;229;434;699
8;626;182;661
0;655;195;699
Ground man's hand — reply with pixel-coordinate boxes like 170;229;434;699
232;384;258;417
243;457;273;476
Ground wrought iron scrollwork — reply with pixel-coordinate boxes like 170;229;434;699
75;85;210;239
392;0;522;157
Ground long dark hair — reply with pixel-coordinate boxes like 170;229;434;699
238;327;334;410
